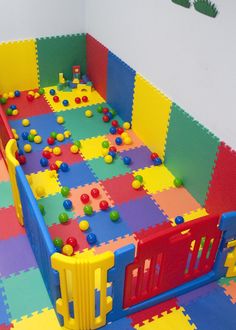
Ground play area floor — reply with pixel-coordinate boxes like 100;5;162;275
1;87;236;329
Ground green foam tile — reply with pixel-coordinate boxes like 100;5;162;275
164;103;220;205
39;193;75;227
87;156;130;181
36;33;86;87
2;268;52;321
0;181;13;208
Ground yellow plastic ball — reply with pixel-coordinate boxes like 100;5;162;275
123;122;131;130
104;155;113;164
24;144;32;153
70;145;79;154
85;110;93;118
8;91;15;98
14;134;19;140
28;90;35;96
101;148;109;156
79;220;90;231
64;130;71;138
11;128;16;134
44;146;51;152
34;92;40;99
22;118;30;127
57;116;64;124
30;129;37;136
62;244;74;256
124;137;132;145
12;109;19;116
121;132;129;139
132;180;141;190
56;133;64;142
53;147;62;156
55;160;62;168
34;135;42;144
35;186;45;197
3;93;8;99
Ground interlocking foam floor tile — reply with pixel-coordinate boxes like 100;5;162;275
70;182;114;217
101;316;134;329
79;135;109;160
0;280;11;325
0;159;9;182
78;207;132;246
10;112;72;151
48;219;89;252
134;165;175;194
1;268;52;321
61;103;120;140
27;170;61;200
120;146;153;171
12;308;63;330
49;142;84;164
38;193;75;227
222;280;236;304
168;208;209;226
0;324;13;330
2;91;53;121
58;162;97;189
0;182;13;208
0;206;25;240
87;156;131;181
0;234;37;277
101;173;147;205
106;130;144;153
117;195;168;232
94;233;137;255
152;187;202;219
0;40;38;93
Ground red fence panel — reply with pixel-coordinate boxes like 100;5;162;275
0;105;13;160
124;215;221;308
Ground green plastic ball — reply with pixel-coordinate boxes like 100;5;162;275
38;204;45;215
50;131;57;139
0;97;7;104
61;186;70;197
110;210;120;222
135;175;143;184
174;178;183;188
97;105;103;113
84;205;93;216
38;88;45;95
28;134;35;142
74;140;81;148
6;108;13;116
110;109;117;116
58;212;69;224
102;140;109;149
53;237;63;248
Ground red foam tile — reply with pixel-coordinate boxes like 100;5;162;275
2;90;53;121
128;298;179;326
0;206;25;240
134;221;172;241
0;324;13;330
49;143;84;166
86;34;108;99
100;173;147;205
48;219;89;252
205;142;236;214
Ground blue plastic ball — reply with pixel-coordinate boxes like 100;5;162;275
153;157;162;166
55;246;62;253
107;112;113;120
14;90;21;97
60;162;69;172
109;127;117;135
21;132;29;140
50;89;56;96
18;149;24;155
175;216;184;225
62;100;69;106
10;104;17;110
63;199;73;210
108;151;116;158
115;137;122;145
87;233;97;245
40;157;49;167
123;156;132;165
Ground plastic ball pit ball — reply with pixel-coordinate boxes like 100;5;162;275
34;135;42;144
151;152;159;160
84;205;93;216
49;89;56;96
82;95;88;102
110;210;120;222
70;145;79;154
132;180;141;190
14;90;21;97
102;108;109;114
104;155;113;164
99;200;109;211
74;140;81;148
108;151;116;159
53;237;63;248
115;137;122;145
22;118;30;127
30;129;37;136
153;157;162;166
117;127;124;135
47;137;55;145
91;188;100;198
22;133;29;141
27;94;34;102
79;220;90;231
50;163;59;171
63;199;73;210
6;108;13;116
109;127;117;134
135;175;143;184
174;178;183;188
175;216;184;225
51;132;57;139
62;244;74;256
58;212;69;224
97;105;103;113
42;150;51;159
56;133;64;142
109;146;117;153
53;96;60;103
111;120;119;127
86;233;97;245
80;193;90;204
27;134;34;142
53;147;62;156
85;110;93;118
24;144;32;153
38;88;45;95
66;237;78;248
123;156;131;165
102;140;109;149
62;100;69;107
103;115;110;123
123;122;131;130
107;112;113;120
40;157;49;167
124;136;132;145
57;116;64;124
61;186;70;197
60;163;69;172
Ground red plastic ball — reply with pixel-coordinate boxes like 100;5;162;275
75;97;81;104
109;146;117;153
15;151;20;160
103;115;110;122
50;163;59;171
80;193;90;204
99;200;109;211
18;155;26;165
53;96;60;103
117;127;124;135
82;96;88;102
42;150;51;159
47;137;55;145
111;120;119;127
66;237;78;248
27;94;34;102
102;108;109;114
91;188;100;198
151;152;159;160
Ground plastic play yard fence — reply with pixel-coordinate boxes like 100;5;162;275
1;33;236;330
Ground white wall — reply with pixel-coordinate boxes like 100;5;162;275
85;0;236;149
0;0;84;41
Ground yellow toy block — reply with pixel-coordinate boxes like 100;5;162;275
0;39;39;93
132;74;172;159
77;83;92;93
134;165;175;194
79;136;109;160
59;73;65;84
26;170;61;200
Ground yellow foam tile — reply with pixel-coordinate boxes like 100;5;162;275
12;308;65;330
27;170;61;200
0;39;39;93
44;86;105;112
134;165;175;194
134;307;196;330
169;208;208;226
79;135;109;160
132;74;172;159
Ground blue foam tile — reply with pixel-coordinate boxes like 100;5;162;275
0;280;11;325
58;161;97;189
183;286;236;330
107;52;136;122
101;317;134;329
9;113;72;151
78;207;132;246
